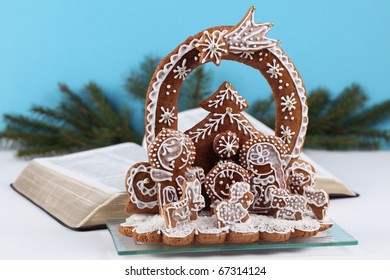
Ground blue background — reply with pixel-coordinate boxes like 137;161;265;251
1;0;390;130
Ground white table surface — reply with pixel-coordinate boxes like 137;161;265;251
0;148;389;260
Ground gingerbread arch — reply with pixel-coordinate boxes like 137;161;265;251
145;7;308;166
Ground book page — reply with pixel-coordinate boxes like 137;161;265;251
35;143;147;194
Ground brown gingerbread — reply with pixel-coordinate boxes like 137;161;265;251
269;188;307;220
215;182;254;227
186;82;260;173
119;7;332;246
163;179;205;229
125;162;158;214
286;159;329;220
239;135;288;215
148;128;197;211
144;7;308;173
204;160;250;208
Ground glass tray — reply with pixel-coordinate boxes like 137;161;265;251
106;219;358;255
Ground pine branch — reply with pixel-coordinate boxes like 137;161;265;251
310;84;367;132
250;83;390;150
347;100;390;127
84;82;121;127
125;56;160;101
0;83;141;157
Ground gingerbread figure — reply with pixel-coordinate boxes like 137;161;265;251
163;179;205;229
215;182;254;227
286;159;329;220
239;135;289;215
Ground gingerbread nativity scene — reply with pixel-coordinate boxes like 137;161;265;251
118;7;332;246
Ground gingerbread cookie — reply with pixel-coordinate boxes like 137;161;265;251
186;82;260;173
204;160;250;207
162;179;205;229
238;135;288;215
148;128;198;210
144;7;308;171
213;130;240;159
125;162;158;214
270;188;307;220
286;159;329;220
119;7;333;246
215;182;254;227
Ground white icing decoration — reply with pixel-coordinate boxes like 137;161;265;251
189;110;258;143
280;125;295;144
150;168;173;182
252;175;275;186
120;214;151;227
126;214;328;239
161;185;178;206
195;30;228;65
216;182;252;226
173;59;191;80
224;7;277;52
134;214;165;234
217;202;248;224
252;215;293;234
304;186;328;207
207;83;248;110
126;164;157;209
285;161;316;188
162;223;194;238
229;219;258;233
266;59;284;79
215;132;239;158
244;141;286;189
270;189;307;220
145;38;198;147
158;106;177;126
293;216;320;231
194;215;229;234
157;136;188;171
280;92;297;112
232;51;254;60
268;45;308;163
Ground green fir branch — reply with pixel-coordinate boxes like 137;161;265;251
251;83;390;150
0;83;141;157
125;56;161;100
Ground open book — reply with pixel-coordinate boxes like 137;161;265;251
11;109;357;230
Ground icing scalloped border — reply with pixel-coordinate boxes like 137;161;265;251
145;39;198;147
268;46;308;162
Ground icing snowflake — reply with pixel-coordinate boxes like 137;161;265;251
266;59;284;79
159;107;177;126
195;30;228;66
173;59;191;80
214;131;240;158
280;125;295;144
281;93;297;112
233;51;254;60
